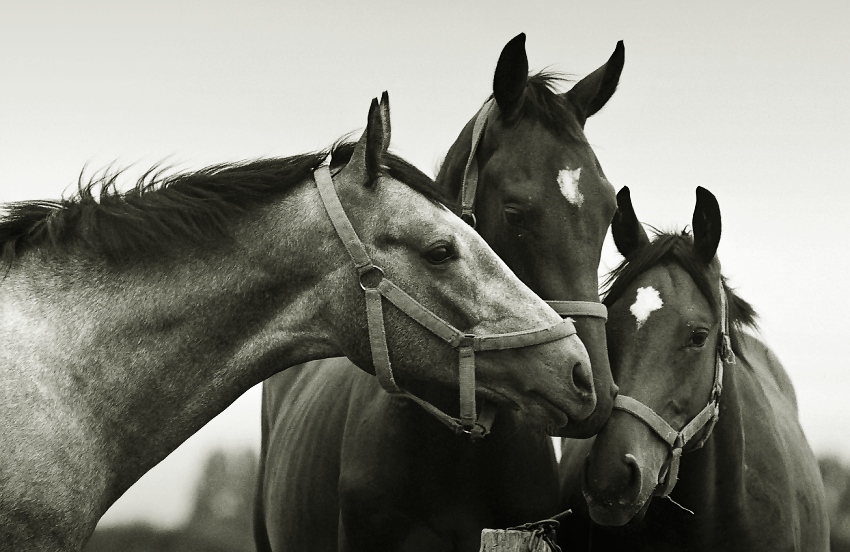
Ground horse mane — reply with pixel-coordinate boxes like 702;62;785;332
602;229;758;356
0;142;443;265
491;71;586;142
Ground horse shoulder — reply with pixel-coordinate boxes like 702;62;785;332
257;358;367;551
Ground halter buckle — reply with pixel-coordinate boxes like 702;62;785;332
456;421;489;439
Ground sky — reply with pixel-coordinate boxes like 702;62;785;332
2;0;848;529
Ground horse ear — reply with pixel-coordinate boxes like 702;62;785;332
343;95;390;187
692;186;721;263
378;91;392;153
565;41;624;127
612;186;649;258
493;33;528;114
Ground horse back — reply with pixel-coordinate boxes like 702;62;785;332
736;333;829;550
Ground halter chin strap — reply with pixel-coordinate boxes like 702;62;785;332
612;281;736;497
314;165;579;439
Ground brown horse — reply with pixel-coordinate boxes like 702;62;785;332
558;187;829;551
254;34;624;551
0;95;594;551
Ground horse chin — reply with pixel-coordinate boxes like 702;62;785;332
519;400;571;436
584;494;648;527
479;387;575;435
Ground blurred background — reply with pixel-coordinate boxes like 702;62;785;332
1;1;848;550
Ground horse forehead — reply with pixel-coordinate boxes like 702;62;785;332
623;267;708;327
381;181;490;248
379;177;449;220
622;268;681;326
487;119;593;171
486;151;611;204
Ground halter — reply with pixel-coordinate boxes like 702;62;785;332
611;281;736;497
314;165;581;439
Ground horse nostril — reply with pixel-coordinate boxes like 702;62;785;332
572;360;594;398
623;453;643;503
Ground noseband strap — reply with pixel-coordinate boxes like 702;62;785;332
546;300;608;321
612;282;734;497
315;165;578;439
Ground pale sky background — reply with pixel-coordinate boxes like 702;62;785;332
2;0;848;529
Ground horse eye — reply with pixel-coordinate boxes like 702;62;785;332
425;242;456;264
688;330;709;348
504;207;525;228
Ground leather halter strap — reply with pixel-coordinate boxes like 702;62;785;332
612;281;735;497
459;98;496;227
314;165;578;438
546;300;608;321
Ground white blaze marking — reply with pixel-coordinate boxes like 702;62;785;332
630;286;663;329
557;167;584;207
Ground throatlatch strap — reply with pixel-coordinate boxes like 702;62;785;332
459;99;496;224
546;301;608;321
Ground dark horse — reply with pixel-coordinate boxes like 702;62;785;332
558;187;829;551
254;35;624;551
0;94;595;551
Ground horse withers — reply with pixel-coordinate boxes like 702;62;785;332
255;35;624;552
0;94;592;552
558;187;829;551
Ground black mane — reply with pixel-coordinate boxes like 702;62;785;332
0;142;444;265
492;71;586;142
603;230;758;355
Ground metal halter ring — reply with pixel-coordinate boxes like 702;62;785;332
460;212;477;228
358;265;385;290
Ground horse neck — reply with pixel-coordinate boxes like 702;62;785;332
0;181;344;542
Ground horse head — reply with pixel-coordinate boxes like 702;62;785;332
436;33;624;437
582;186;729;525
328;93;596;433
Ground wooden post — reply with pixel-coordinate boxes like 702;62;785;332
478;511;569;552
479;528;555;552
